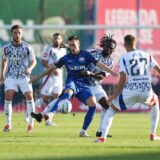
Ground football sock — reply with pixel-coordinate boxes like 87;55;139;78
98;108;107;131
4;100;12;127
150;103;159;134
34;98;44;108
82;106;96;130
41;99;58;116
50;92;72;112
26;100;35;126
101;107;116;138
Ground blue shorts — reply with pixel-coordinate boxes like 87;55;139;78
65;79;94;104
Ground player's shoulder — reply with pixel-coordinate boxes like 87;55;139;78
87;48;101;54
3;42;12;49
22;41;32;49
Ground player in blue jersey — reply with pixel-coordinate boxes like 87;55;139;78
80;34;117;137
30;35;118;137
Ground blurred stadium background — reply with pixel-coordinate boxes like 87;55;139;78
0;0;160;112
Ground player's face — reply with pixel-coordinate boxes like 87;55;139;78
53;35;63;47
103;42;116;57
12;28;23;44
68;39;80;55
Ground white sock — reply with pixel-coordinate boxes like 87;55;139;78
34;98;44;108
4;100;12;127
150;104;159;135
98;108;107;132
26;100;35;126
101;107;116;138
41;99;57;116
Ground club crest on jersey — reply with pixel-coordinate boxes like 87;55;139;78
78;57;85;62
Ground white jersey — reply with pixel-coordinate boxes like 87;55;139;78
40;45;66;95
41;45;66;66
86;48;114;86
112;50;159;111
3;41;35;79
119;49;158;92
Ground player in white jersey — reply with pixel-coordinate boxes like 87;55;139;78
81;34;116;137
0;24;36;132
32;33;66;125
95;34;160;143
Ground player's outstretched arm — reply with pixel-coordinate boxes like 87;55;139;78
96;61;118;77
109;71;126;102
29;64;57;84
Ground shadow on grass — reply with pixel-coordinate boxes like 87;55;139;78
6;152;160;160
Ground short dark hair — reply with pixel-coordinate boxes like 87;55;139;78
99;34;116;48
53;33;61;37
11;24;22;32
68;35;79;41
124;35;136;46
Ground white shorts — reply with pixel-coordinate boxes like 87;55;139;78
4;77;33;94
40;75;63;96
112;89;158;111
87;84;107;102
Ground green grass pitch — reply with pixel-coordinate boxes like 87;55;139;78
0;112;160;160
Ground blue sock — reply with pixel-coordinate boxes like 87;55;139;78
82;106;96;130
50;92;72;112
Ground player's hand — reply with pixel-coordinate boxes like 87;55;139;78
94;73;104;80
53;70;59;76
25;68;32;75
79;70;88;77
29;76;39;84
99;71;107;77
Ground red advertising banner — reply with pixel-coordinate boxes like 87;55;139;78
96;0;160;84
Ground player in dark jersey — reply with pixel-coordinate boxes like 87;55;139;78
30;35;118;137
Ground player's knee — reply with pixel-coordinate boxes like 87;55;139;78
99;97;109;110
24;92;33;100
64;89;74;95
86;96;97;106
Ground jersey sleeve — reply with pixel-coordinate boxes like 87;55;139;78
85;51;98;65
55;56;66;68
2;46;8;60
119;56;127;73
28;45;36;61
41;46;51;61
150;56;158;68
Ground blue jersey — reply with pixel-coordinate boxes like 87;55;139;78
55;50;98;86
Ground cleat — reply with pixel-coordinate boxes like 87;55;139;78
31;112;43;122
79;130;91;138
27;125;33;133
45;120;57;126
24;111;29;123
96;131;112;138
96;131;102;137
150;134;160;141
94;137;106;143
3;125;12;132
